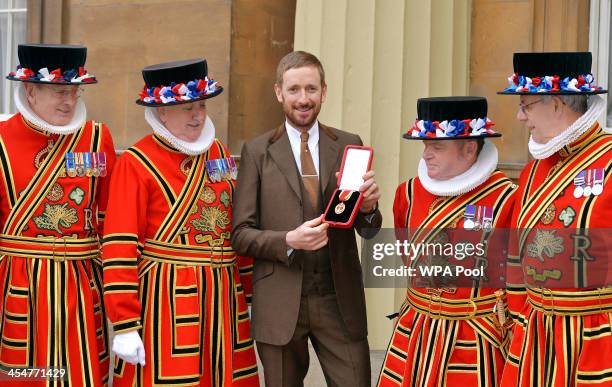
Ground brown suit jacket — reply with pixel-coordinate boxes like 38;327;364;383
231;123;382;346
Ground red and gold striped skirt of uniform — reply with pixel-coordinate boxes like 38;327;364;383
111;240;258;387
501;287;612;387
378;288;509;387
0;235;109;387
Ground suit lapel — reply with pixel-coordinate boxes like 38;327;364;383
318;123;340;199
268;124;303;201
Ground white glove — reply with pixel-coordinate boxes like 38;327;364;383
112;330;146;366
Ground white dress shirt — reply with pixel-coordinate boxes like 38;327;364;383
285;120;320;176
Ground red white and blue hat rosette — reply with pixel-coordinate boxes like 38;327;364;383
6;44;96;85
498;52;607;95
403;97;501;140
136;58;222;107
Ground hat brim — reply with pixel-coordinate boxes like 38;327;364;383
6;75;97;85
135;86;223;107
402;132;502;141
497;89;607;95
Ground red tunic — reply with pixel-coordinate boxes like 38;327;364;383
0;113;116;387
102;134;258;387
378;170;516;387
501;124;612;387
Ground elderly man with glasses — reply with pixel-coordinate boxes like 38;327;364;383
0;44;117;386
499;52;612;387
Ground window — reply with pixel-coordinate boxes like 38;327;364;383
609;2;612;129
0;0;27;117
589;0;611;130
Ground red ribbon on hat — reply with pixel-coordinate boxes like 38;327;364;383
19;68;35;79
462;119;471;136
196;79;207;91
50;68;62;81
171;83;185;95
552;75;560;92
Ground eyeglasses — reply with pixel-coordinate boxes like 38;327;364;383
518;99;543;114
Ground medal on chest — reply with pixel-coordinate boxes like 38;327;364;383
463;204;476;230
84;152;93;176
227;157;238;180
75;152;85;176
482;206;493;231
204;157;238;183
65;152;106;178
97;152;108;177
583;169;593;197
463;204;493;231
573;167;605;198
573;171;585;198
592;168;604;196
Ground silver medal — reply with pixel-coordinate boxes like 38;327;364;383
592;184;603;196
573;186;583;198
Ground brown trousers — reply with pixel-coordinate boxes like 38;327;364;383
257;293;371;387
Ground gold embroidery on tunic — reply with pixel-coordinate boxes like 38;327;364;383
200;186;216;204
190;206;230;233
33;203;79;232
428;197;445;215
34;139;54;169
540;203;556;225
195;231;231;246
46;183;64;202
527;229;564;262
525;266;562;282
180;156;194;176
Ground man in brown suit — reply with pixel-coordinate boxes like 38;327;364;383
231;51;382;387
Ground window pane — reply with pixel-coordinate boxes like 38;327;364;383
0;0;26;8
9;10;26;113
0;13;9;114
0;7;27;114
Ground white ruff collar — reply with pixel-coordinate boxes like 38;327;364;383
418;140;498;197
528;94;606;160
14;83;86;135
144;107;215;156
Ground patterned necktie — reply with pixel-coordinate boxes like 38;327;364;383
300;131;319;207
